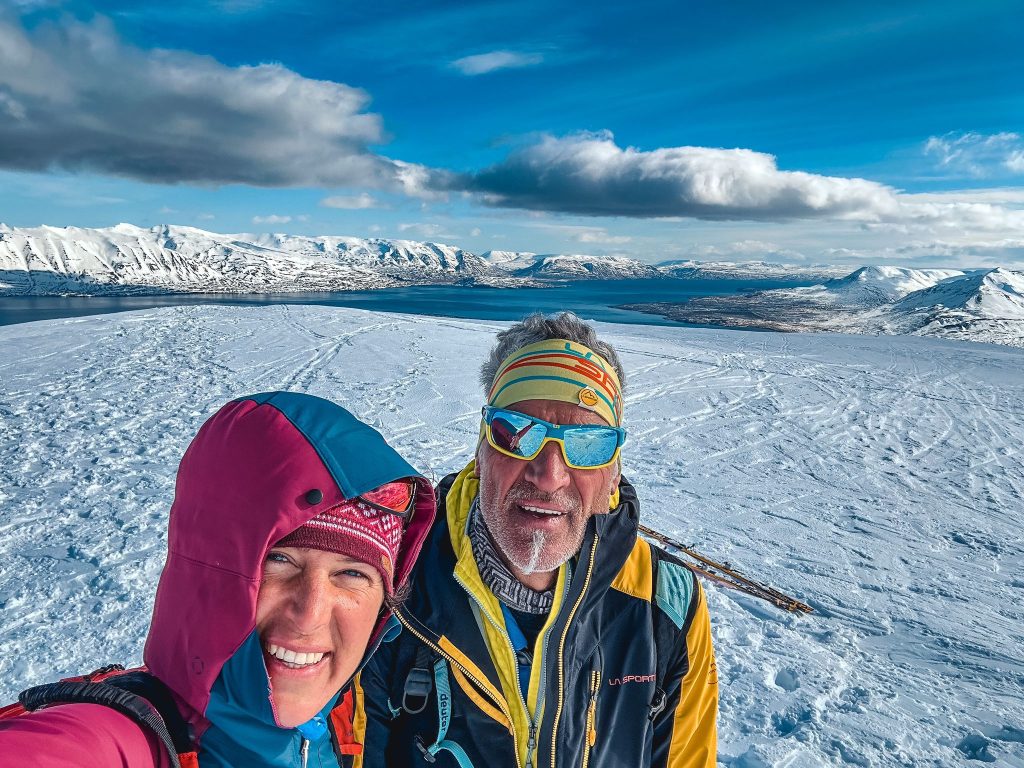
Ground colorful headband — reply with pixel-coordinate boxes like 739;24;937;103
487;339;623;427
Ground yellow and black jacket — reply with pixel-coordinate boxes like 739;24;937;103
353;463;718;768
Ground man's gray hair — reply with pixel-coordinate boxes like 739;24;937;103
480;312;626;395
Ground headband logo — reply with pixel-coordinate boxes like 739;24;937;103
578;387;600;410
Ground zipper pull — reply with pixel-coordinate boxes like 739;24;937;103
300;736;310;768
525;724;537;768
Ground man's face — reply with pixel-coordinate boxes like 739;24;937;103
476;399;621;584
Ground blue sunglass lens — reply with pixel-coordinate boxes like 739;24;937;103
489;412;547;458
563;428;620;467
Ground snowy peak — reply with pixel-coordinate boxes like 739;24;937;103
826;266;966;304
892;267;1024;317
514;253;661;279
481;250;539;271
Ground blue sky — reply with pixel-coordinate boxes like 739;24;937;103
1;0;1022;267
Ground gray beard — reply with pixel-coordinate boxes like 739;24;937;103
468;497;554;614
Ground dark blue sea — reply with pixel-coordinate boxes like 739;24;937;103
0;277;814;328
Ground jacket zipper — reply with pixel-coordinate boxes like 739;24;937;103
580;669;601;768
300;736;309;768
549;534;599;768
393;608;521;762
454;571;551;768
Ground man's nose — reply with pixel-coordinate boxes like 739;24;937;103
523;439;572;493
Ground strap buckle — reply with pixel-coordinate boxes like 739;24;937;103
415;735;437;763
402;666;433;715
648;688;667;721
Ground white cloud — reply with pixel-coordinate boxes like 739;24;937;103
450;50;544;76
678;240;810;263
923;132;1024;178
465;131;903;220
457;132;1024;236
252;214;291;225
470;227;482;237
574;230;632;245
321;193;379;209
0;15;436;192
398;222;445;238
197;213;215;221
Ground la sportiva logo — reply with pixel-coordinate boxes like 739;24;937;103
608;674;656;686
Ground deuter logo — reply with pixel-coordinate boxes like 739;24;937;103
438;691;450;731
608;673;656;686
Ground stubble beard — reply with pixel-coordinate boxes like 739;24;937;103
479;480;588;578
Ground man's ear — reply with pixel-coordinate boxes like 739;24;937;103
608;463;621;510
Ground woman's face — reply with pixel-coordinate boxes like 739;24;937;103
256;546;385;727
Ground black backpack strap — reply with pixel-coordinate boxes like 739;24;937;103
19;672;192;762
647;552;673;721
401;642;437;715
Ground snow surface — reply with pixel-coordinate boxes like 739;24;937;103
1;306;1023;766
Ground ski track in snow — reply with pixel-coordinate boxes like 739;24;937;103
1;304;1022;767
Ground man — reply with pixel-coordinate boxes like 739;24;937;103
356;313;718;768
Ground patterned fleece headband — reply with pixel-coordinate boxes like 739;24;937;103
487;339;623;427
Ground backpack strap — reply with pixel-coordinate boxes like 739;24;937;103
647;552;680;721
17;668;197;767
401;642;436;715
413;659;475;768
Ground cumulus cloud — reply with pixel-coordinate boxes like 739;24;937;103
0;14;437;191
252;214;291;224
458;131;905;220
923;132;1024;178
449;132;1024;235
450;50;544;76
321;193;379;209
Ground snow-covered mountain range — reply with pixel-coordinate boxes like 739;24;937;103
0;223;841;296
0;223;498;294
624;265;1024;347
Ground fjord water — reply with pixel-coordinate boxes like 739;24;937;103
0;276;818;327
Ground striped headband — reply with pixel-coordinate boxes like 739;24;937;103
487;339;623;426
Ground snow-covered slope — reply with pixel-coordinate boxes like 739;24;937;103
625;266;1024;347
514;253;662;279
658;259;848;282
480;249;539;272
0;223;493;295
822;265;966;305
879;267;1024;343
1;307;1022;766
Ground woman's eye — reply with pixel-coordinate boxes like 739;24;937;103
265;551;291;564
340;568;370;581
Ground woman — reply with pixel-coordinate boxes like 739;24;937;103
0;391;435;767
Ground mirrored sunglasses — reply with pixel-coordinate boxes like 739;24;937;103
357;478;417;518
482;406;626;470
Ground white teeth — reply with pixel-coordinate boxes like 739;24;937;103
522;505;563;516
265;643;325;667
